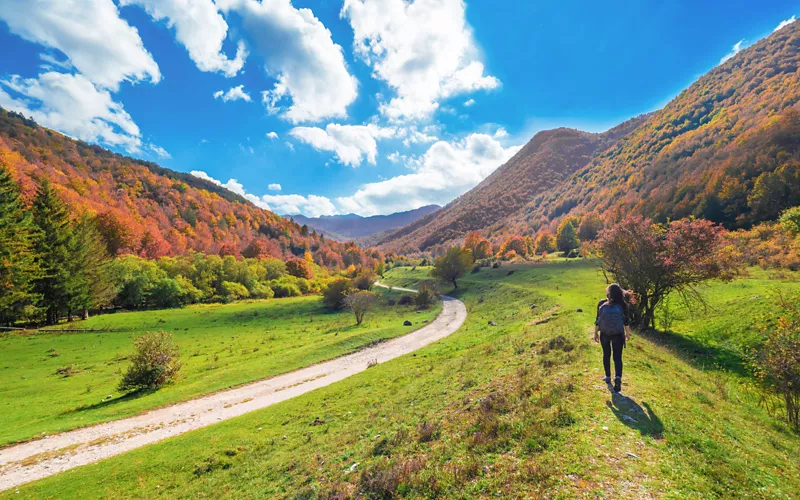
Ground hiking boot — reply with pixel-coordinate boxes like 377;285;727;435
602;376;611;384
613;378;622;393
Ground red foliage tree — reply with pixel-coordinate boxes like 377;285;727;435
286;258;313;279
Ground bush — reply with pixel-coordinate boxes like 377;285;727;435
271;279;301;298
414;281;439;309
322;278;352;309
119;331;181;392
250;282;274;299
150;278;193;308
220;281;250;303
398;294;415;306
353;270;376;290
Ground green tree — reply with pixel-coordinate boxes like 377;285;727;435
431;246;472;288
556;217;580;254
69;215;115;320
578;213;604;241
32;179;76;324
0;166;41;325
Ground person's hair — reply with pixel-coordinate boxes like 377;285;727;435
606;283;631;314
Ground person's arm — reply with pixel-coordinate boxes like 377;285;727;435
594;300;603;343
624;324;631;341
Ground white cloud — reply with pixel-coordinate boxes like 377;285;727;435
463;98;475;107
401;126;438;147
120;0;247;77
266;131;279;139
720;39;745;64
493;127;508;138
285;141;295;152
213;85;252;102
189;171;336;216
0;72;145;152
38;53;73;71
148;144;171;159
336;132;522;215
342;0;499;120
387;151;403;163
217;0;358;123
0;0;160;90
774;15;796;32
289;123;396;167
268;183;282;191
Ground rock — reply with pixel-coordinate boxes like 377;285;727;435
311;417;326;426
530;304;537;309
602;426;609;431
403;320;412;326
626;452;639;459
488;321;498;326
576;308;583;313
422;319;429;323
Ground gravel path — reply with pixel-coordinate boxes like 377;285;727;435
0;285;466;492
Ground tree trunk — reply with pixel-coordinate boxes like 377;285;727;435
82;309;89;320
452;279;458;288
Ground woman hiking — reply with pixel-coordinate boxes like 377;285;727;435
593;283;632;393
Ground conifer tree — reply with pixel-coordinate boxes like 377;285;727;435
0;166;41;325
32;179;75;325
69;214;115;320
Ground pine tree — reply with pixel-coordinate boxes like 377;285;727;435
32;179;75;325
0;166;41;325
69;215;115;320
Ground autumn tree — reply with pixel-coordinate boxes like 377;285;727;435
556;216;580;253
465;231;491;260
499;235;528;258
322;279;352;309
0;165;41;324
343;290;377;325
474;239;492;260
286;258;313;279
534;232;556;255
596;215;738;329
578;213;604;241
431;246;472;288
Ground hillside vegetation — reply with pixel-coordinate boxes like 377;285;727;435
379;19;800;251
13;261;800;498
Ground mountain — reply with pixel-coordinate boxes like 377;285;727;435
377;116;648;252
290;205;440;241
0;108;349;264
380;19;800;252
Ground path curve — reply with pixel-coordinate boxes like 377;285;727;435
0;286;466;492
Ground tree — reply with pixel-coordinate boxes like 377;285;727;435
534;232;556;255
322;278;352;309
780;206;800;235
474;240;492;260
118;331;182;392
343;290;377;325
465;231;491;260
69;215;115;319
578;213;604;241
596;215;738;329
286;258;313;279
431;246;472;288
556;217;580;253
32;179;76;324
0;166;41;325
499;235;528;258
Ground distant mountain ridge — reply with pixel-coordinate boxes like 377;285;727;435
379;19;800;252
290;205;440;241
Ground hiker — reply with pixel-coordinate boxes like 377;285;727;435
593;283;632;393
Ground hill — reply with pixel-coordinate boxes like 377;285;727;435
0;108;349;264
290;205;440;242
380;19;800;251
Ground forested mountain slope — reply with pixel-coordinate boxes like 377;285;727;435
377;116;648;252
0;109;348;264
381;19;800;252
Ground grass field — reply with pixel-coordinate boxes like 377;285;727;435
6;260;800;498
0;288;440;446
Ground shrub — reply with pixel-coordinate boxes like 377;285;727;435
250;282;274;299
271;279;301;298
220;281;250;303
398;294;415;306
414;281;439;309
779;206;800;235
322;278;352;309
119;331;181;392
150;278;193;308
352;269;376;290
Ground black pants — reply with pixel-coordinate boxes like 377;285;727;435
600;333;624;379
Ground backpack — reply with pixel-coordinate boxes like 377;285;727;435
598;302;625;336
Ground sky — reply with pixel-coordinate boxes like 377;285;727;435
0;1;797;217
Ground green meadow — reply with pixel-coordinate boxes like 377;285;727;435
7;260;800;498
0;288;440;446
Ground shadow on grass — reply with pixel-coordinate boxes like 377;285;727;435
64;389;157;414
606;385;664;439
638;328;747;377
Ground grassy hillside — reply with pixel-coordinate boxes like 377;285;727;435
0;289;440;446
11;261;799;498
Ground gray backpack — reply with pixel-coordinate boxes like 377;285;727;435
598;302;625;335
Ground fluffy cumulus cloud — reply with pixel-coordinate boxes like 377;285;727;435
775;15;796;32
268;183;282;191
266;131;279;139
401;126;438;147
720;39;746;64
341;0;499;120
289;123;396;167
120;0;247;77
336;133;521;215
213;85;252;102
217;0;358;123
0;0;160;90
0;72;145;152
463;98;475;107
189;171;336;217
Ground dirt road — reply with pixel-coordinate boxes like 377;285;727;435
0;286;466;491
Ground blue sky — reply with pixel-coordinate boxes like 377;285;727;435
0;1;797;217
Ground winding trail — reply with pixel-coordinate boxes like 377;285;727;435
0;285;466;492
